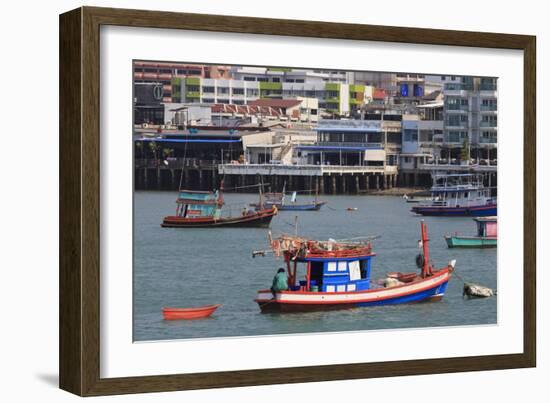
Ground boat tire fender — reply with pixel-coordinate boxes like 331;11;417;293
415;254;425;269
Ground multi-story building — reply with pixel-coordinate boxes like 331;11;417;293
231;67;354;84
249;98;319;123
442;76;498;160
133;62;232;102
354;72;426;105
296;119;401;167
172;75;373;116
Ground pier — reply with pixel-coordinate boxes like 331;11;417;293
134;158;399;194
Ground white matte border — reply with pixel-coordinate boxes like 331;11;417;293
100;26;523;378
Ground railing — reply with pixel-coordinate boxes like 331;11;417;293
416;163;497;172
445;105;469;111
314;142;383;149
219;163;398;176
135;158;220;169
479;84;497;91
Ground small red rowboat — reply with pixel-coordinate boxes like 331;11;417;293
162;304;221;320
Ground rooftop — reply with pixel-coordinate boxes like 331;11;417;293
249;99;302;109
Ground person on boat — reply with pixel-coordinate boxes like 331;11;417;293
271;268;288;294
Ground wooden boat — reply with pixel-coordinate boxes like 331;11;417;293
162;304;221;320
445;216;497;248
161;185;277;228
251;187;325;211
403;192;431;204
255;221;455;313
411;174;496;217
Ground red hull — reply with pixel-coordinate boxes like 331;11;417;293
162;304;221;320
161;208;277;228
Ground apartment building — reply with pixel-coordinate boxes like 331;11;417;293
442;76;498;160
172;75;373;116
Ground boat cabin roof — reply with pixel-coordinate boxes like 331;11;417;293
177;189;221;205
473;216;497;223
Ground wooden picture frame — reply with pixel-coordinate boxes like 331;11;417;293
59;6;536;396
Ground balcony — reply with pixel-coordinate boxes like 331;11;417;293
479;121;497;128
445;105;469;112
480;105;498;112
479;83;497;91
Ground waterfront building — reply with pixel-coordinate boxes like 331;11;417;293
302;119;400;167
442;76;498;161
134;82;166;125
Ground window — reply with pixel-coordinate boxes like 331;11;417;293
202;86;215;93
404;129;418;142
482;115;497;125
232;88;244;95
186;85;200;92
243;77;255;81
271;77;280;82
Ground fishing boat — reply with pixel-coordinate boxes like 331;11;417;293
252;185;325;211
411;173;496;217
161;185;277;228
445;216;497;248
254;221;455;313
162;304;221;320
403;191;432;204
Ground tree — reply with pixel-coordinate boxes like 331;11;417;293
148;141;159;167
460;137;470;163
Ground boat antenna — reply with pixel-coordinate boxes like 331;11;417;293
294;215;299;236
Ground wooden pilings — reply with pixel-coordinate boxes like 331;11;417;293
134;167;433;195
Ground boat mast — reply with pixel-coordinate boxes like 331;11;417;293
420;220;433;277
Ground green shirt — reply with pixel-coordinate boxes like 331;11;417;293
271;272;288;292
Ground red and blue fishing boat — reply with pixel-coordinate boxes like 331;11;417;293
161;184;277;228
255;221;455;313
411;173;496;217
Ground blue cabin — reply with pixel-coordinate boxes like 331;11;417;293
175;190;222;219
296;254;374;293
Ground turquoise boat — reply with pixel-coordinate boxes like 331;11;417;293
444;217;497;248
